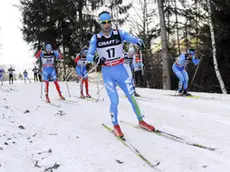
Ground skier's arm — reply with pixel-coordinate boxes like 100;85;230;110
192;56;200;65
175;54;186;66
87;35;97;62
54;51;63;59
74;54;81;63
35;50;43;59
119;30;141;44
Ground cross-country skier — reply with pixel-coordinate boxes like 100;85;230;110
87;11;155;138
32;66;39;82
0;68;5;85
23;70;31;83
124;47;140;96
133;53;144;87
8;67;15;84
172;48;200;96
74;48;91;98
35;44;65;103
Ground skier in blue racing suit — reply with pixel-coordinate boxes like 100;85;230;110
172;48;200;96
87;11;155;138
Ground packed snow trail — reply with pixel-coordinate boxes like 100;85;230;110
0;81;230;172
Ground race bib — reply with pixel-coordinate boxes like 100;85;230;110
97;44;123;61
42;56;55;65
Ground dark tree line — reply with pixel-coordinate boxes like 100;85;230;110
131;0;230;93
19;0;230;93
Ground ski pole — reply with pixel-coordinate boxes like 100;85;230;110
191;61;201;87
40;80;43;98
82;64;98;79
65;70;75;82
95;67;100;101
28;77;31;83
96;86;104;94
64;69;71;97
65;81;71;97
139;50;144;76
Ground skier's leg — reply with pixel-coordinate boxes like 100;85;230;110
182;70;189;91
182;70;191;95
140;71;144;87
9;75;11;84
116;65;142;121
134;71;140;87
85;78;90;95
45;81;49;95
52;70;65;99
104;81;119;125
79;78;85;97
51;70;60;92
42;71;49;95
76;66;85;97
131;69;139;96
102;67;119;125
34;74;36;82
117;64;155;131
83;69;90;96
172;64;184;92
54;80;61;93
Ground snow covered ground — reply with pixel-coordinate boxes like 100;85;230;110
0;80;230;172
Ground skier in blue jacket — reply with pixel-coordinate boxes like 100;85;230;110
87;11;155;138
172;48;200;96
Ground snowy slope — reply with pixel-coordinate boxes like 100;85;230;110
0;80;230;172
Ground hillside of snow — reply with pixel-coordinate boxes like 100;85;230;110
0;80;230;172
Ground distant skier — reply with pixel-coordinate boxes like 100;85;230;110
23;70;31;83
18;73;23;80
133;53;144;87
8;67;15;84
172;48;200;96
87;11;155;138
35;44;65;103
32;66;39;82
74;48;91;98
124;47;140;96
0;68;5;85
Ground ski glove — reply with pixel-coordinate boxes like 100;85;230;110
93;56;106;65
137;40;145;50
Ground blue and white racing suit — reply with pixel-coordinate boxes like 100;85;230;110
172;53;200;91
87;29;144;125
